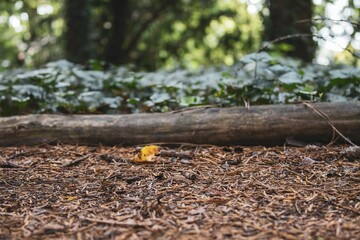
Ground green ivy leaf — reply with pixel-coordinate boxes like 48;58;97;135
278;72;302;84
299;84;317;95
150;92;171;103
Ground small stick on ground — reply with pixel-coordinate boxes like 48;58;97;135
61;155;90;167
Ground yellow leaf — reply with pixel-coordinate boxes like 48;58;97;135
133;145;160;163
62;196;78;201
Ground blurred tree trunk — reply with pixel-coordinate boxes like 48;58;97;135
104;0;130;64
267;0;315;62
64;0;92;63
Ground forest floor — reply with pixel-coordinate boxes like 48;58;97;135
0;144;360;239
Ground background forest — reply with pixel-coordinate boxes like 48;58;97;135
1;0;359;69
0;0;359;116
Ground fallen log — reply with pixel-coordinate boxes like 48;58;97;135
0;102;359;146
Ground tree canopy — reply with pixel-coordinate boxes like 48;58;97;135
0;0;359;70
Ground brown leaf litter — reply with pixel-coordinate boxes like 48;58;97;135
0;144;359;239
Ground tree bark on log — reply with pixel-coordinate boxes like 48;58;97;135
0;102;359;146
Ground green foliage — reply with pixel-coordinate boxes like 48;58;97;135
0;0;63;69
0;0;262;70
0;53;359;116
93;0;263;69
1;0;360;71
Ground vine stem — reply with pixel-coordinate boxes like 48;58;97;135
303;102;358;147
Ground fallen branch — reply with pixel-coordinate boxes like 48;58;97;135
0;102;359;146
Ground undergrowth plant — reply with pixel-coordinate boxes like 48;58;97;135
0;52;359;116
